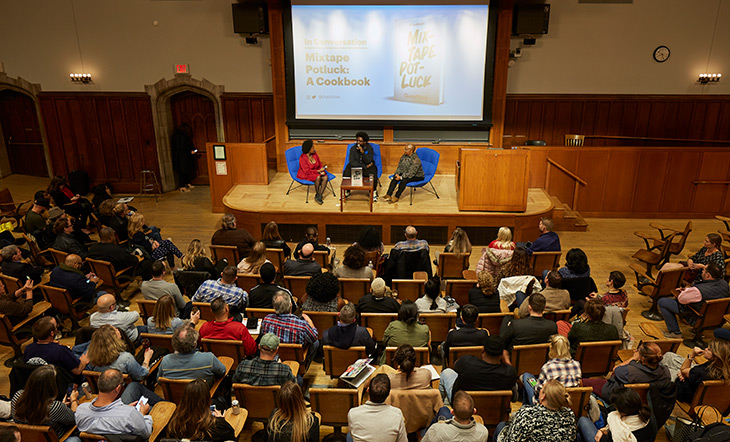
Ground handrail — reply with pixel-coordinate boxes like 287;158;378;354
546;158;587;185
693;181;730;185
263;135;276;143
585;134;730;145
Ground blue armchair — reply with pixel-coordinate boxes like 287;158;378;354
388;147;440;205
285;145;336;203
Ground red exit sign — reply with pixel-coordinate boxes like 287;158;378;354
175;64;189;74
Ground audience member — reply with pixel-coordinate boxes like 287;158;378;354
88;226;151;280
128;213;182;267
11;365;77;439
1;245;43;284
167;379;235;442
232;333;296;386
262;221;291;259
24;317;89;375
147;294;186;334
0;277;34;324
52;218;87;258
416;277;448;313
86;325;153;382
522;334;581;405
283;243;322;277
434;227;471;266
524;217;561;255
96;198;115;226
382;144;424;204
248;262;293;309
192;265;247;315
23;197;50;235
392;225;429;252
36;206;65;250
109;203;130;241
577;387;657;442
497;247;532;282
567;298;620;355
422;391;488;442
323;303;376;357
356;226;385;254
141;260;187;312
439;336;517;405
661;338;730;403
0;426;19;442
516;271;570;319
237;241;269;274
181;239;226;276
199;297;257;357
494;380;576;442
90;293;144;343
590;270;628;308
381;301;430;364
684;233;726;282
260;292;319;367
468;271;500;313
75;369;153;438
211;213;255;259
267;381;320;442
301;272;344;312
476;227;515;276
357;277;399;313
293;226;330;259
158;324;227;384
334;244;374;281
347;373;407;442
441;304;489;363
555;248;591;282
386;343;431;390
49;254;103;303
500;293;557;359
47;175;92;232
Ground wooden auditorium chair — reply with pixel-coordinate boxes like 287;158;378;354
201;338;250;365
630;232;677;278
360;313;396;342
236;273;261;292
682;297;730;348
303;310;339;339
158;356;234;402
468;390;512;436
232;383;281;423
529;251;561;279
436;252;470;279
309;387;361;442
386;389;443;434
209;245;240;267
391;279;424;302
633;266;685;321
85;258;133;299
574;340;621;377
477;312;513;337
444;278;476;307
265;247;287;271
564;134;585;146
566;386;593;417
339;277;370;304
283;275;310;298
447;346;483;368
510;343;550;376
419;312;456;343
0;301;51;366
322;345;369;378
634;220;692;260
39;285;93;329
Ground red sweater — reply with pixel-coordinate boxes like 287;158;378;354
199;318;257;356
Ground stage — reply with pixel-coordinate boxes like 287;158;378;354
222;173;554;245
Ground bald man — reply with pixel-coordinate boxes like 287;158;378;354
393;225;429;252
383;144;424;204
283;243;322;277
90;293;145;342
49;254;104;303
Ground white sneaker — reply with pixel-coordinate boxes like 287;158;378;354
373;194;378;202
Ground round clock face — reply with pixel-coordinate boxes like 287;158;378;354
654;46;670;62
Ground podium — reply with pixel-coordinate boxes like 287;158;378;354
457;148;529;212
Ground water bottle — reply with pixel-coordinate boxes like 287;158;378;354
326;237;331;247
368;260;373;269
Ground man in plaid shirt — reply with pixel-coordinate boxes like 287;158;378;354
232;333;297;386
392;226;429;252
260;291;319;369
192;266;247;315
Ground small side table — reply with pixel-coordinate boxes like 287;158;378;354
340;178;374;212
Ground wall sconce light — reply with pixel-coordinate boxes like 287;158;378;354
698;73;721;84
70;73;92;83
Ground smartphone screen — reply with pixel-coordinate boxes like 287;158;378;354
136;396;148;411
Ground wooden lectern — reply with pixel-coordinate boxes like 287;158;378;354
457;148;529;212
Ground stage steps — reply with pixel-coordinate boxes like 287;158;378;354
549;195;588;232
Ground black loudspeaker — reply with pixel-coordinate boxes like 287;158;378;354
232;2;269;35
512;3;550;35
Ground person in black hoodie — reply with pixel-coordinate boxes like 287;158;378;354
322;303;376;358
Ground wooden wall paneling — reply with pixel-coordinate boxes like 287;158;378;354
688;102;707;140
110;99;129;181
719;102;730;140
574;151;609;212
136;99;161;181
581;101;598;145
691;151;730;213
569;101;584;143
600;150;640;213
631;150;669;213
660;151;702;213
528;101;544;141
526;149;548;187
540;101;556;148
703;101;722;140
122;99;142;179
489;0;514;148
663;101;680;139
647;102;668;139
544;149;578;205
250;100;265;142
606;101;624;140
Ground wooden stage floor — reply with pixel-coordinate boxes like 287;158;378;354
223;173;553;242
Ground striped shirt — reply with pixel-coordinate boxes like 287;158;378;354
260;313;318;345
393;239;429;252
192;278;247;309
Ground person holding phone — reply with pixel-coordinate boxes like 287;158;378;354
167;379;235;442
11;366;78;439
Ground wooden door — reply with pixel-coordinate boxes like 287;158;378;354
0;90;47;176
170;91;217;185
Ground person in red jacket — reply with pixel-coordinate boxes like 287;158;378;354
297;140;329;205
198;297;256;357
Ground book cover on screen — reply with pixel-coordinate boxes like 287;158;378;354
393;17;444;106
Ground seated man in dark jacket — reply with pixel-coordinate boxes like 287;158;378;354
0;245;44;285
499;292;557;364
293;226;331;259
282;243;322;277
52;217;88;258
49;254;103;303
88;227;152;280
441;304;489;363
248;262;294;309
323;303;376;357
357;277;400;313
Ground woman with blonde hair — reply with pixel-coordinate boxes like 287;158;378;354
522;334;582;405
477;227;515;276
181;239;226;276
262;221;291;259
237;241;270;274
267;381;319;442
87;325;153;381
434;227;472;267
167;379;234;442
147;295;183;334
468;271;501;313
495;379;576;442
663;338;730;402
128;212;182;267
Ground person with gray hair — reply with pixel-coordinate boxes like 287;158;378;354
393;225;429;252
323;303;376;357
261;291;319;369
210;213;255;258
158;322;227;384
1;244;43;285
75;369;153;438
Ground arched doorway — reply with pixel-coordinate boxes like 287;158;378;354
170;91;217;185
0;89;47;176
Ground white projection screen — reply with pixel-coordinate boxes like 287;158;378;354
285;0;493;125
